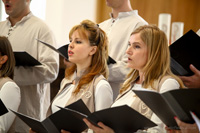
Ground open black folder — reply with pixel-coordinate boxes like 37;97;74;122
14;52;41;66
0;99;8;116
36;39;116;65
57;100;157;133
133;89;200;129
170;30;200;76
36;39;69;60
9;100;90;133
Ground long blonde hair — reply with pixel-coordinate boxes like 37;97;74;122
65;20;109;94
120;25;184;93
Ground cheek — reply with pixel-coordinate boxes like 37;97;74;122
141;53;148;65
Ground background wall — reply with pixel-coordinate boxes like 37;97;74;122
45;0;97;46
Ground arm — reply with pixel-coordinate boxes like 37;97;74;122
13;25;59;86
0;82;20;132
80;80;114;133
95;80;113;111
179;64;200;88
108;48;130;83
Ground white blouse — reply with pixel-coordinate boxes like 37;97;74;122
112;78;180;133
51;80;113;113
0;81;21;132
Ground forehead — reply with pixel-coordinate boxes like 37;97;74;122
71;29;88;39
129;33;141;42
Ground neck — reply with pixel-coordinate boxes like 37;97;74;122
136;71;145;84
112;1;133;18
9;9;30;26
76;64;90;77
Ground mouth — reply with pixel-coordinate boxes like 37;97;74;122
5;4;11;10
68;50;74;56
128;57;132;61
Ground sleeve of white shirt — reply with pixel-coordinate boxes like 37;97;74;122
94;80;113;111
0;82;21;132
13;24;59;86
147;78;180;133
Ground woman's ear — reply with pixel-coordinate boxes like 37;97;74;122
89;46;97;56
0;55;8;65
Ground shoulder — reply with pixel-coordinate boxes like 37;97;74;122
0;20;7;26
99;19;112;27
159;77;180;93
2;81;20;89
96;79;110;87
25;14;52;32
1;81;20;95
95;79;112;94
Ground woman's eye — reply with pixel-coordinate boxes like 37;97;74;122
135;45;140;49
76;41;81;44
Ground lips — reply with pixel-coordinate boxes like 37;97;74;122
68;50;74;56
5;4;11;10
128;57;132;61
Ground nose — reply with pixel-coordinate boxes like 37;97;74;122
126;46;132;55
69;42;74;49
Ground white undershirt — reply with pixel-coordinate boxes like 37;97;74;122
51;80;113;113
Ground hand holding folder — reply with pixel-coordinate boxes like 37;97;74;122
57;100;157;133
170;30;200;76
10;99;156;133
133;89;200;129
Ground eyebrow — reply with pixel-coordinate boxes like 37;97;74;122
129;41;141;45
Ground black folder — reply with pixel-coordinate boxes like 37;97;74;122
36;39;69;60
0;99;8;116
36;39;116;64
14;52;41;66
107;56;116;65
58;100;157;133
10;99;90;133
133;89;200;129
170;30;200;76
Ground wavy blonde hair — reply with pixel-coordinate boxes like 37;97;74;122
120;25;185;93
65;20;109;94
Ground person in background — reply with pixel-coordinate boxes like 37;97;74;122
0;36;21;132
83;25;185;133
0;0;59;132
30;19;113;133
99;0;148;99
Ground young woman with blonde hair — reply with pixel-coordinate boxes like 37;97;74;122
83;25;185;133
